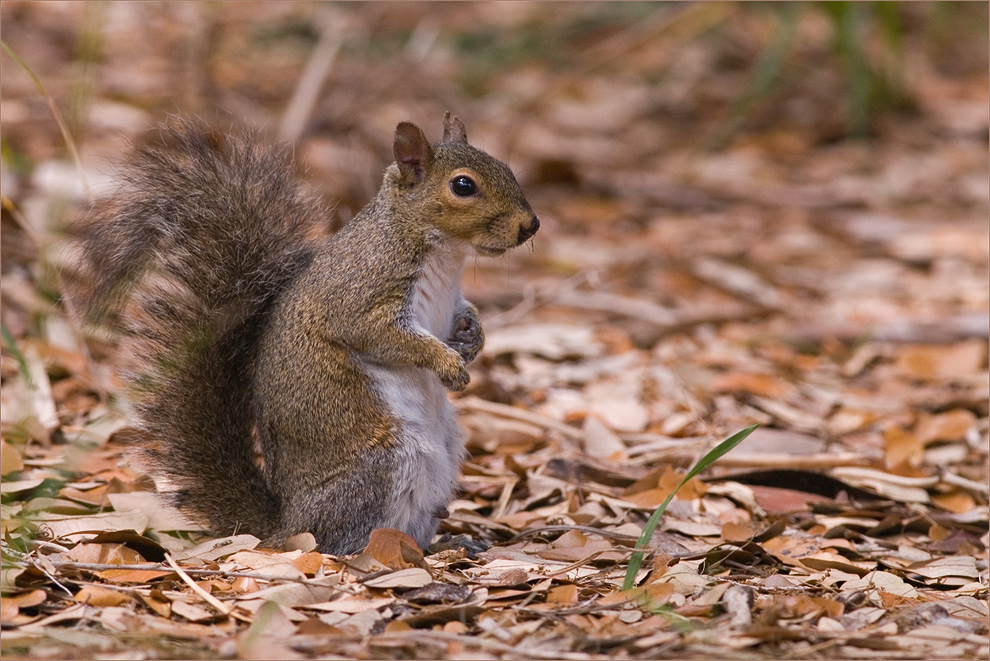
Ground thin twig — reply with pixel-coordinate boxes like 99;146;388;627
713;451;871;470
28;559;75;599
553;290;681;327
940;469;990;496
456;396;582;441
507;525;641;545
688;257;785;311
164;553;233;616
489;478;519;521
629;449;870;469
545;550;611;578
278;11;343;144
486;272;593;328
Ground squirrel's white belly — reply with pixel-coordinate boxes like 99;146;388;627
368;245;468;547
369;365;462;547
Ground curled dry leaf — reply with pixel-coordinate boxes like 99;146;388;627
364;528;428;570
176;534;261;563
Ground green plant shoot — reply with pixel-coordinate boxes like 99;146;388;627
623;423;760;591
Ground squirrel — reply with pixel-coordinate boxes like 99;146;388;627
71;113;539;555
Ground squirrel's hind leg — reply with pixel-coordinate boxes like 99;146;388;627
278;447;400;556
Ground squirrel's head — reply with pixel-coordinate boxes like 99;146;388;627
385;113;539;256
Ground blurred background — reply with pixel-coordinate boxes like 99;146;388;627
2;1;988;444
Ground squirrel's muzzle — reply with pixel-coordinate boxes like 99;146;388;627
517;215;540;244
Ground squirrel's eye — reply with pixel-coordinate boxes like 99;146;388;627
450;175;477;197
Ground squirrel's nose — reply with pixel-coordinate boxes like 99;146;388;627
517;215;539;244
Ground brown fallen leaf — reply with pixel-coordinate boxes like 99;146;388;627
6;588;47;609
398;604;486;629
231;576;260;594
624;465;707;505
914;409;978;445
74;585;131;607
99;568;173;584
175;534;261;563
721;520;764;542
362;568;433;589
171;599;222;623
37;510;150;541
546;583;579;604
908;556;980;582
294;616;342;635
884;425;925;474
485;568;530;588
759;593;844;623
799;551;875;577
225;551;307;579
86;531;166;564
291;551;325;577
402;582;473;605
308;596;396;614
931;490;976;514
532;529;615;563
710;371;790;398
599;582;675;611
895;341;986;381
67;542;145;566
582;414;628;461
237;581;338;615
364;528;427;570
0;439;24;476
136;592;171;618
1;588;47;622
59;484;110;507
283;532;318;552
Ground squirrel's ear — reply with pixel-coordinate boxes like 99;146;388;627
442;112;468;145
393;122;434;186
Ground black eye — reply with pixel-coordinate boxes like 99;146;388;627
450;175;477;197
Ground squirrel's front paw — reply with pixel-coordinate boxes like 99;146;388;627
443;365;471;392
437;354;471;392
447;306;484;363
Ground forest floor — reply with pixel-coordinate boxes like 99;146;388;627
1;3;987;659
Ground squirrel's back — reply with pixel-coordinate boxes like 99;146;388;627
71;120;328;538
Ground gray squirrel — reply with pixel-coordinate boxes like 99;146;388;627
73;113;539;554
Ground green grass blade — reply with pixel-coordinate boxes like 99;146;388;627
1;319;31;385
1;40;89;197
709;5;798;148
622;422;760;590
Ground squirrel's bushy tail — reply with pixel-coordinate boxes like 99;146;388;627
70;120;326;539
